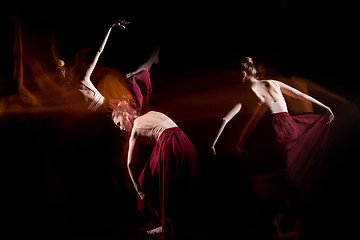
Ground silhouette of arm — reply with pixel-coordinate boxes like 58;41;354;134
211;103;242;155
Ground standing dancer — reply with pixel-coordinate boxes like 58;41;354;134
211;57;334;238
212;57;334;154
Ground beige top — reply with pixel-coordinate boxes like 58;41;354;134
268;81;288;113
269;98;288;114
152;118;178;141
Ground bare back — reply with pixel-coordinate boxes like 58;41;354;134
133;111;177;141
251;80;288;113
251;80;284;104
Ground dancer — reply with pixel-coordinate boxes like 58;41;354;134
212;57;334;161
76;19;159;114
212;57;333;155
111;100;200;239
211;57;334;238
76;21;199;238
78;47;159;113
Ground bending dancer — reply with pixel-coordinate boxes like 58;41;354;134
111;100;200;239
76;24;199;237
211;57;334;238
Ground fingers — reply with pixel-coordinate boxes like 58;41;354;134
211;146;217;155
325;114;334;124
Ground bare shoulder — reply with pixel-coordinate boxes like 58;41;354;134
134;113;153;129
147;111;170;120
135;111;169;128
253;79;273;89
260;79;287;88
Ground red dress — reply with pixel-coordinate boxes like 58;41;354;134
272;112;329;185
137;127;200;238
245;111;330;214
244;111;329;174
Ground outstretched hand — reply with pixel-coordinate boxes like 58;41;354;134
112;20;130;28
325;107;335;124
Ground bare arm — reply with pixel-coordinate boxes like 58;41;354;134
211;103;242;155
85;20;129;80
274;80;334;123
79;25;113;111
79;21;129;111
127;129;145;199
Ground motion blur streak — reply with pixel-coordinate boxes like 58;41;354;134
0;14;131;118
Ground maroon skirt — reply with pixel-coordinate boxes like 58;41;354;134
271;112;329;183
245;112;329;173
247;112;330;210
138;127;200;235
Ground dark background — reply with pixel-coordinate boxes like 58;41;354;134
1;1;359;239
1;1;359;95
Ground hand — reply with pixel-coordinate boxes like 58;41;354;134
112;20;130;29
211;145;216;155
325;107;334;124
138;190;146;200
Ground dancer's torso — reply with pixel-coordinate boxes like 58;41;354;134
251;80;288;114
133;111;177;141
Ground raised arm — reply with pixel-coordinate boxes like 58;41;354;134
84;20;130;81
211;103;242;155
274;80;334;123
79;20;129;111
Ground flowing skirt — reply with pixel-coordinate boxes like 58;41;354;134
138;127;200;237
245;112;330;214
244;112;329;175
271;112;329;183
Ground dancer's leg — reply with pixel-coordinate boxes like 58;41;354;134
126;47;159;79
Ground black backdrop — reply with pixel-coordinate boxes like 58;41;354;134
1;1;359;239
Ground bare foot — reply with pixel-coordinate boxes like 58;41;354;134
151;47;160;65
146;226;162;235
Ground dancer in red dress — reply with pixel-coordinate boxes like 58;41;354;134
211;57;334;238
111;101;200;239
77;40;199;238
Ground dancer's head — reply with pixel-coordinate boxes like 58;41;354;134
110;99;138;132
239;57;257;81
